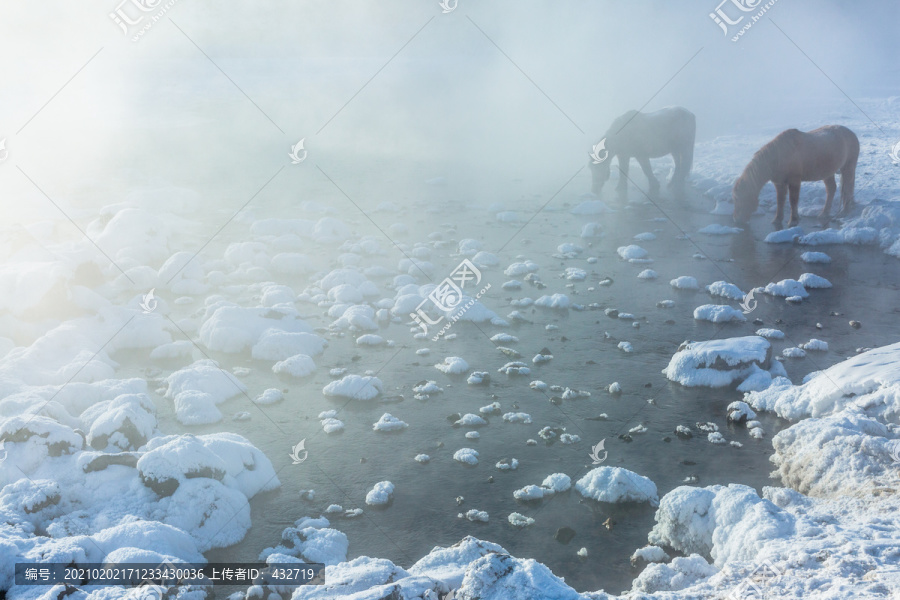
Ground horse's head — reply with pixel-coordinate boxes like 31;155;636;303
732;173;760;224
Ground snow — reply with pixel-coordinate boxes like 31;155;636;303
631;545;671;564
498;361;531;375
637;269;658;280
541;473;571;492
756;328;785;339
365;481;395;506
763;279;809;299
708;432;726;444
801;251;831;264
581;222;603;238
372;413;408;432
782;347;806;358
251;329;327;361
458;509;489;522
504;261;539;277
453;448;479;465
198;305;313;353
800;339;828;351
513;484;545;501
575;467;659;505
705;281;746;300
670;276;699;290
698;224;742;235
693;304;747;323
253;388;283;405
798;273;832;289
745;341;900;421
164;360;246;425
535;294;570;309
508;512;535;527
456;414;488;427
272;353;316;377
435;356;469;375
763;226;804;243
663;336;772;388
502;412;532;424
321;418;345;434
618;245;649;261
322;374;383;401
356;334;385;346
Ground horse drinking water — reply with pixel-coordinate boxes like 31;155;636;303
732;125;859;228
590;106;696;200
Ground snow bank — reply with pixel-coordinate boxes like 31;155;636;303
664;336;771;388
575;467;659;505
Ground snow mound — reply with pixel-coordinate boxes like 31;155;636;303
664;336;771;388
365;481;395;505
763;279;808;298
372;413;408;432
698;224;742;235
575;467;659;505
705;281;746;300
435;356;469;375
323;375;383;401
693;304;747;323
670;276;699;290
453;448;479;465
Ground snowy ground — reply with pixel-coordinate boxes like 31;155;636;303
2;92;900;600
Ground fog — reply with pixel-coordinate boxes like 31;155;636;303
2;0;898;228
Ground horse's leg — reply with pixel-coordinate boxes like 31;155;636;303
636;155;659;196
772;183;787;227
839;159;857;216
820;175;836;220
787;181;801;227
670;137;694;194
615;155;630;201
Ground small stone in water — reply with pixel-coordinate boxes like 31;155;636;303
850;320;861;329
555;526;576;544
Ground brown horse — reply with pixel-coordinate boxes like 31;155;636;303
590;106;695;199
732;125;859;227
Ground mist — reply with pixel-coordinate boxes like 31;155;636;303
2;0;898;226
2;1;900;597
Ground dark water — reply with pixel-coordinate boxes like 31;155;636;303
130;172;900;596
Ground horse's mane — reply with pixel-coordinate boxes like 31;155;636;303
605;110;640;138
737;130;797;191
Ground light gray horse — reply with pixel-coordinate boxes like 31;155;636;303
732;125;859;228
590;106;695;200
